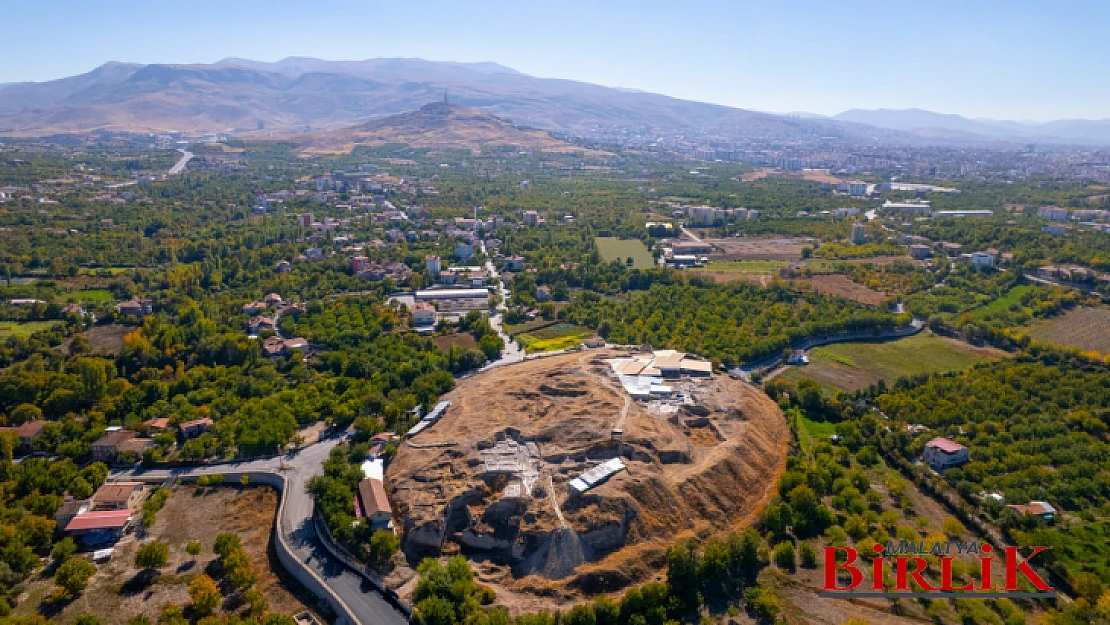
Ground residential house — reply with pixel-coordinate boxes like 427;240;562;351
908;244;932;260
117;299;153;318
66;509;135;543
180;418;214;439
425;255;442;274
522;210;541;226
970;251;995;269
264;293;284;305
412;303;437;327
503;256;525;272
536;286;551;302
355;478;393;531
1007;501;1057;521
55;498;90;531
142;418;171;432
242;301;266;315
923;437;969;472
1037;206;1069;222
115;437;155;459
90;430;138;462
91;482;144;511
275;260;292;274
0;420;47;451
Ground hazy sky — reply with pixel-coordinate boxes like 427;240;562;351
4;0;1107;121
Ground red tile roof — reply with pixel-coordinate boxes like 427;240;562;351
357;479;391;518
65;509;134;531
926;437;966;453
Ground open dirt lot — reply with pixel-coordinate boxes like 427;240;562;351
387;350;788;612
703;237;809;261
797;274;888;306
14;486;313;624
739;168;840;184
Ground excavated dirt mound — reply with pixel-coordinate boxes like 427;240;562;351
386;350;788;605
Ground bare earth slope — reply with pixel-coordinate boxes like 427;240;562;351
296;102;595;155
386;350;788;607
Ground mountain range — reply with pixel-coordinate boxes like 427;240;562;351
832;108;1110;145
0;57;1108;147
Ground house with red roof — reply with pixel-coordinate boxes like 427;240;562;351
923;437;969;472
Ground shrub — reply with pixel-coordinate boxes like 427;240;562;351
186;541;203;557
135;541;169;571
773;542;795;571
52;537;77;562
799;542;817;568
55;557;96;595
188;574;221;615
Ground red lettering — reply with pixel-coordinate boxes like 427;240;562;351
870;543;885;590
978;543;993;590
822;547;863;591
940;557;973;591
894;557;937;592
1003;547;1053;591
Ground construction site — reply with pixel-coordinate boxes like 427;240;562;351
385;349;789;612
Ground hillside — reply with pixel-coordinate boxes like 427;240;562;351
296;102;593;155
0;57;906;144
386;350;788;609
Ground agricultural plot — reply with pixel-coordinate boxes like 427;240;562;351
780;332;1005;393
798;273;887;306
968;284;1033;319
0;320;61;338
515;322;592;352
1025;306;1110;353
595;237;654;269
703;237;805;261
689;260;786;285
59;288;116;304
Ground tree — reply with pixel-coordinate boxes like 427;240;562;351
135;541;169;571
414;596;456;625
799;542;818;569
186;541;203;557
188;574;221;615
244;587;268;617
55;557;96;595
52;537;77;562
665;541;700;614
213;532;242;558
74;615;102;625
369;529;400;565
773;542;796;571
223;548;256;590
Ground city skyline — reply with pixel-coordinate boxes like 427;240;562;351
3;0;1109;122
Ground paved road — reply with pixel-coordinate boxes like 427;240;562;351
479;240;525;367
169;149;193;175
114;438;408;625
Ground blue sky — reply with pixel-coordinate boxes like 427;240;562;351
4;0;1107;121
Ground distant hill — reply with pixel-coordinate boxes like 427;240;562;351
3;58;1110;145
834;108;1110;144
297;101;597;155
0;57;904;144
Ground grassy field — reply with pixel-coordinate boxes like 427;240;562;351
969;284;1033;319
0;321;61;338
595;237;654;269
516;323;592;353
504;319;556;336
59;288;115;304
1025;306;1110;353
780;332;1005;393
693;259;786;274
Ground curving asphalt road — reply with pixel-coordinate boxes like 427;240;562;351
113;437;408;625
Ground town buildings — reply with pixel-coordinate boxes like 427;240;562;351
923;437;969;472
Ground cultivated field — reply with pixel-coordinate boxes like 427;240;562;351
797;273;887;306
1026;306;1110;352
779;332;1005;393
432;332;479;352
969;284;1033;319
689;260;786;285
78;324;132;355
515;323;592;352
595;237;654;269
703;237;807;261
13;486;312;624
